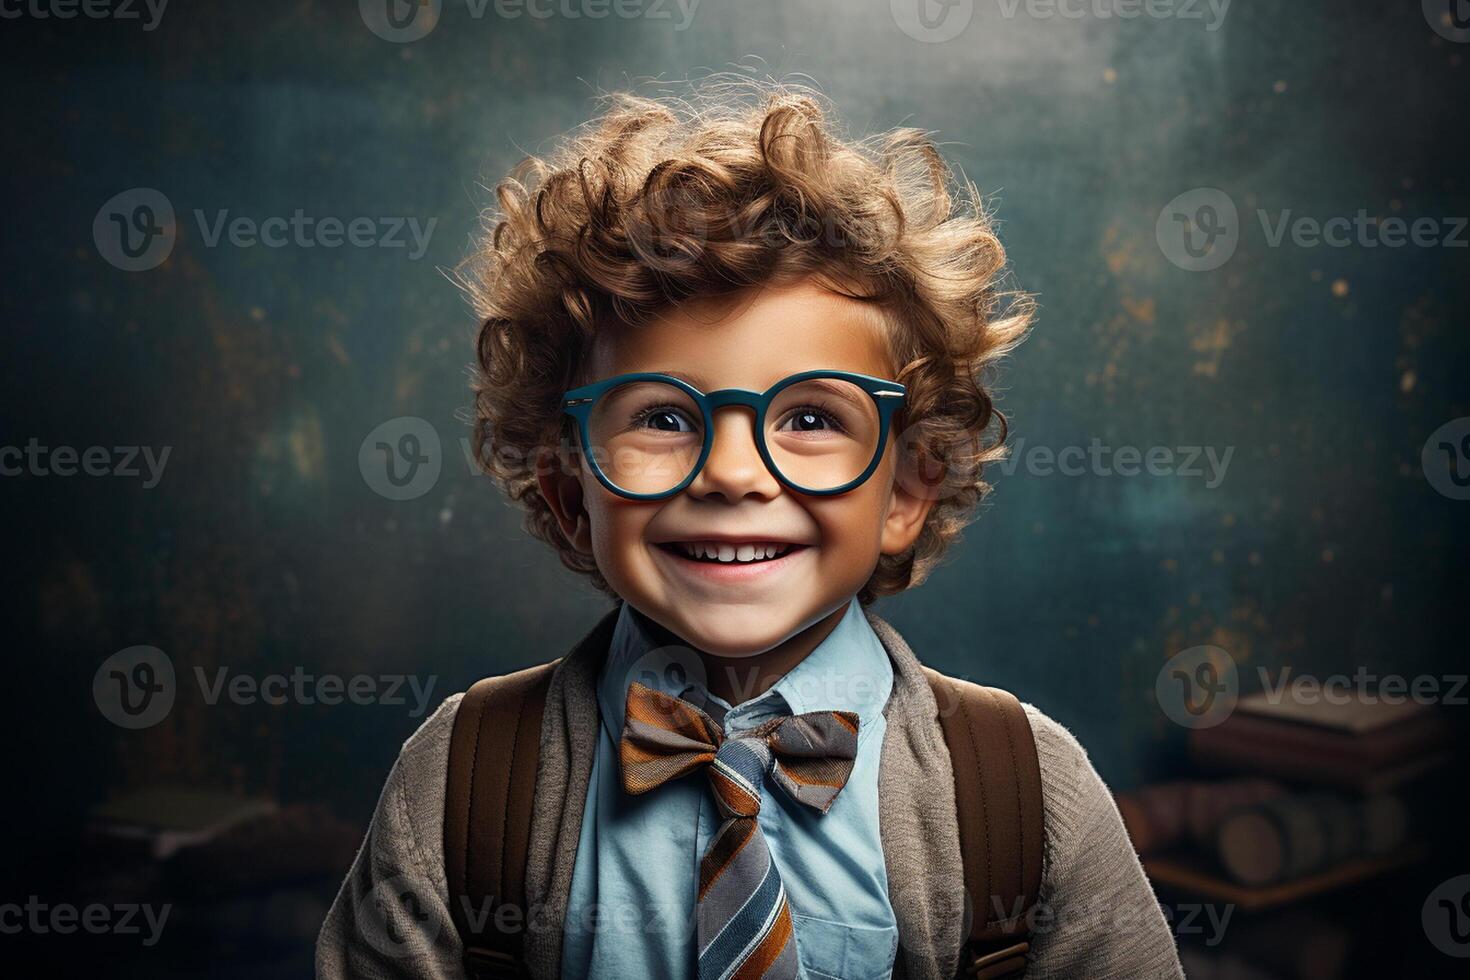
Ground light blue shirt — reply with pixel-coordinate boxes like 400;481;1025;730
560;596;899;980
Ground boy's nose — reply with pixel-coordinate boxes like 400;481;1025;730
685;407;781;502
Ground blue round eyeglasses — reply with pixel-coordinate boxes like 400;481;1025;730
560;369;907;500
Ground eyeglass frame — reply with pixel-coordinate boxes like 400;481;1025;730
560;369;908;501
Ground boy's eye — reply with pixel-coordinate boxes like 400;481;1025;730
632;404;698;433
775;405;847;436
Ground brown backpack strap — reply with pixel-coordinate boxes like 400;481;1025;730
923;668;1045;980
444;659;559;980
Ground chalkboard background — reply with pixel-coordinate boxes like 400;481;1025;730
2;1;1466;975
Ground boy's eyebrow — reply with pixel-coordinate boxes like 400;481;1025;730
653;369;712;388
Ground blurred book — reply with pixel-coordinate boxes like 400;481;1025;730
1188;689;1452;792
1118;778;1287;856
1214;792;1409;887
1122;777;1413;888
87;787;278;861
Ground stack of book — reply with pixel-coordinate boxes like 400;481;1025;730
1122;686;1448;900
1187;689;1452;794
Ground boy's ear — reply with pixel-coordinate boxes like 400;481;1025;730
880;453;938;556
537;450;594;554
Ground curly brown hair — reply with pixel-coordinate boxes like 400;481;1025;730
460;78;1032;606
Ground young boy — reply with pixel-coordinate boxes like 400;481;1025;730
317;81;1184;979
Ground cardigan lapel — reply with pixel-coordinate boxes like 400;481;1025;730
519;601;964;980
867;609;965;980
521;604;614;979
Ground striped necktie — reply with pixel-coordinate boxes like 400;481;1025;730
619;680;861;980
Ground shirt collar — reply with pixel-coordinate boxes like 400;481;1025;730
596;596;894;747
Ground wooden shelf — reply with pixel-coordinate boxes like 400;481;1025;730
1143;847;1427;911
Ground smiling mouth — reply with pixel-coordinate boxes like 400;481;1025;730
656;541;806;565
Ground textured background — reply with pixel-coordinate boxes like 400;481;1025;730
3;0;1466;975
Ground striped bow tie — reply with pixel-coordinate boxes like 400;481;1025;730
619;680;861;980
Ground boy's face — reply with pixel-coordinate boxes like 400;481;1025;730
539;278;934;658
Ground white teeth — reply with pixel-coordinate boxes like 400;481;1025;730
672;541;795;563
